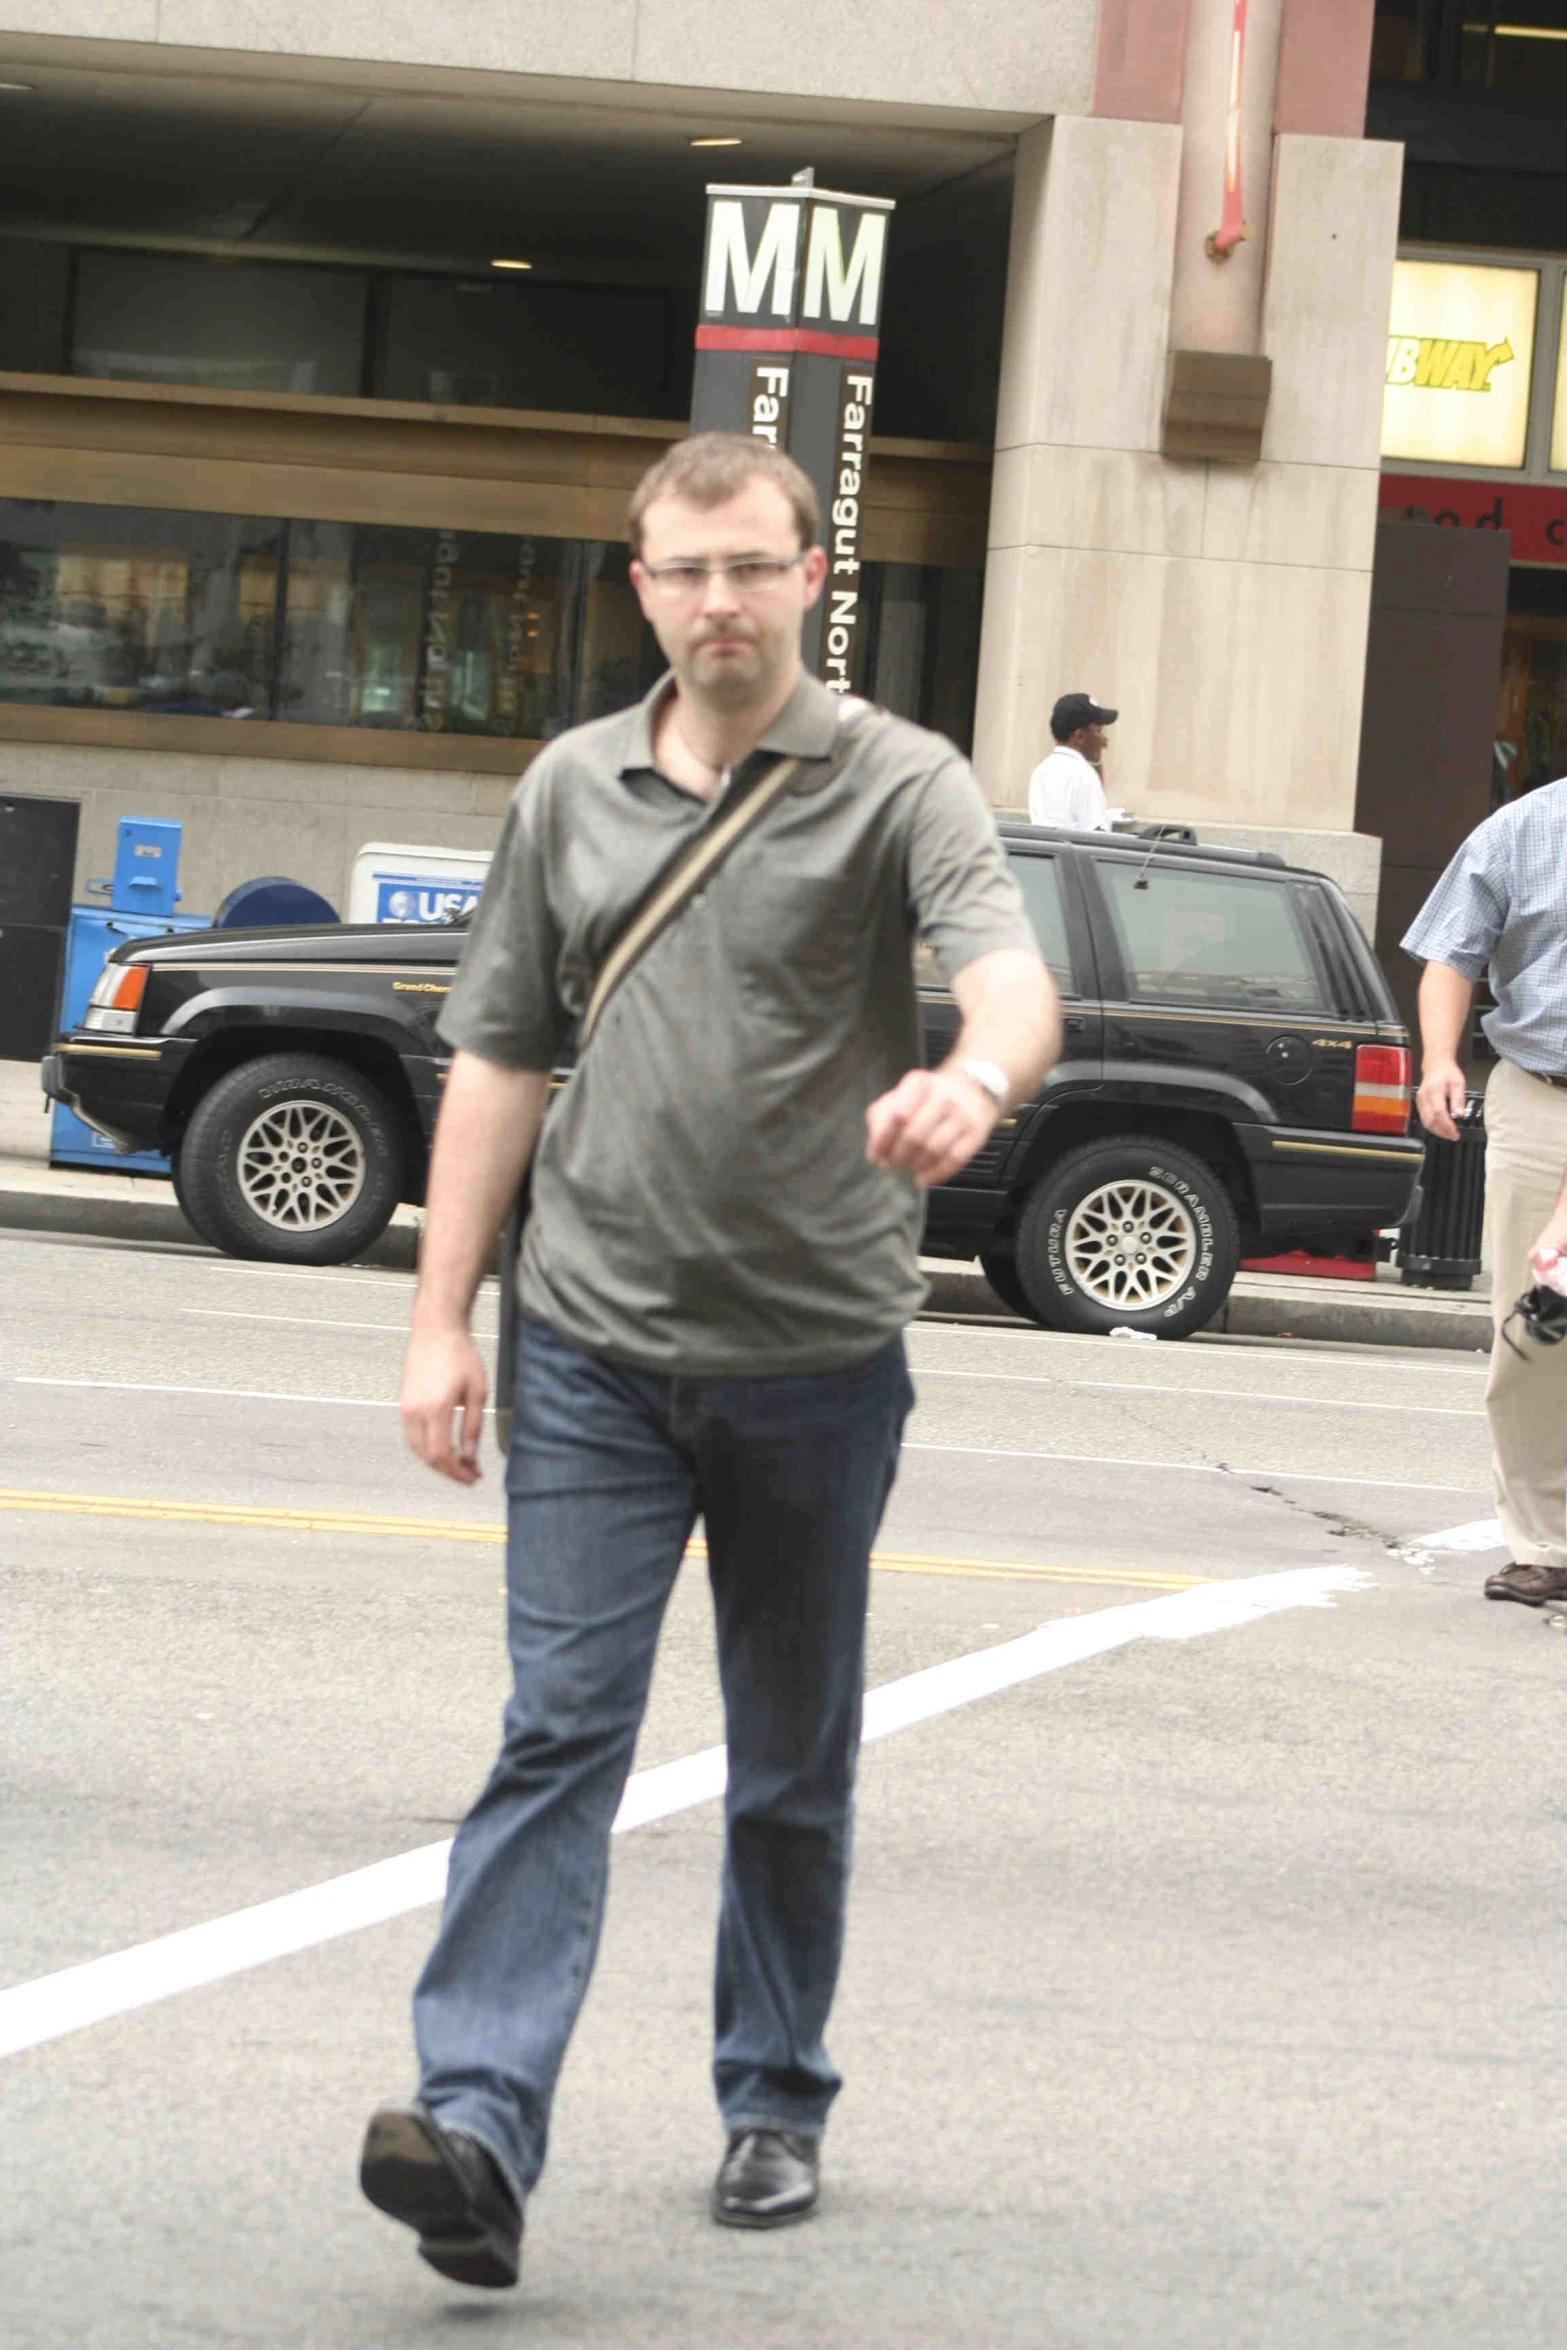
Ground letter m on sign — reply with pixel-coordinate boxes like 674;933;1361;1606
803;208;887;328
704;200;801;318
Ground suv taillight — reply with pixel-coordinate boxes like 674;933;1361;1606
1353;1043;1412;1135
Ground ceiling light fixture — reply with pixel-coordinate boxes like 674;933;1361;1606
0;80;35;91
689;135;743;148
1480;21;1567;36
491;257;532;271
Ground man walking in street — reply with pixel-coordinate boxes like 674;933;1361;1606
1026;691;1118;830
1404;776;1567;1606
359;432;1059;2288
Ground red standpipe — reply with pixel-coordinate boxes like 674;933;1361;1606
1207;0;1252;261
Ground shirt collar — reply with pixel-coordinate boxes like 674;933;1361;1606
618;666;841;780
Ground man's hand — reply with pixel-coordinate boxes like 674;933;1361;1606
865;1067;998;1189
1415;1057;1468;1143
398;1052;548;1486
401;1321;488;1485
1527;1166;1567;1275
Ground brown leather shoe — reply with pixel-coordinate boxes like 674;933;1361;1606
1484;1562;1567;1607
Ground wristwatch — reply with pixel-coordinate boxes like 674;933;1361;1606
956;1057;1010;1109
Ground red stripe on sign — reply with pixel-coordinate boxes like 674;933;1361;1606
695;325;881;361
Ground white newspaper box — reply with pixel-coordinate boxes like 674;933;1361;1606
348;842;492;927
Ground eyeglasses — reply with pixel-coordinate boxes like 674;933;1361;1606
638;552;807;597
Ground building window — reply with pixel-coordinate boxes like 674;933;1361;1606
1373;1;1567;94
71;253;367;397
1497;570;1567;801
0;501;282;713
280;523;596;738
0;496;981;750
370;277;678;416
858;562;983;750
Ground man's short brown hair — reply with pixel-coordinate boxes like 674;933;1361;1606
628;432;820;557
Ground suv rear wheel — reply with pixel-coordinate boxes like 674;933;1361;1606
1013;1136;1240;1339
177;1053;404;1265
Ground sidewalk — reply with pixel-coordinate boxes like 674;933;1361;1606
1;1058;1491;1349
0;1058;422;1270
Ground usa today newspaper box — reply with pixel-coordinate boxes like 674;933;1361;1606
348;843;491;927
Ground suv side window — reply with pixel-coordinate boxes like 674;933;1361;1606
1005;851;1075;992
914;851;1075;993
1095;860;1324;1012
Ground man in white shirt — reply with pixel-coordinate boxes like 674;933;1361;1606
1026;692;1118;830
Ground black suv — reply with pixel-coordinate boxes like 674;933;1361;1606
43;825;1422;1339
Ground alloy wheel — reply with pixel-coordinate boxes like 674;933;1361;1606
1062;1176;1197;1311
235;1097;367;1231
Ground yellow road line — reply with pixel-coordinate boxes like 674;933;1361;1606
0;1488;1208;1591
0;1488;504;1544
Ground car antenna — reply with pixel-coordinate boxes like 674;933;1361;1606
1130;828;1163;892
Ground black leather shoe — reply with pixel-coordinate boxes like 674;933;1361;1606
360;2102;522;2288
710;2129;820;2229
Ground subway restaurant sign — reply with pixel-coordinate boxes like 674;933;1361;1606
1381;258;1538;471
691;177;894;687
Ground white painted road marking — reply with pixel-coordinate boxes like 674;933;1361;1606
181;1309;427;1337
911;1369;1481;1418
0;1566;1370;2062
1414;1517;1506;1552
7;1387;1486;1492
16;1377;401;1410
904;1443;1484;1493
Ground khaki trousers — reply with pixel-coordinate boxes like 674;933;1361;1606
1483;1058;1567;1568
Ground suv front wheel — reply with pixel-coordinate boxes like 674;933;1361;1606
177;1053;404;1265
1013;1136;1240;1339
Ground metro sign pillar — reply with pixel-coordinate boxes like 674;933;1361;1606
692;177;894;689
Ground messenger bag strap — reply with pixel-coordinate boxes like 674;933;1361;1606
579;751;798;1048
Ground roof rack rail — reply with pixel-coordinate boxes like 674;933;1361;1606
996;819;1288;870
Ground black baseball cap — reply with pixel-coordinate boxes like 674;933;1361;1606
1050;691;1118;740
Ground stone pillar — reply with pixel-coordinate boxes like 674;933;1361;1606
972;0;1402;932
971;113;1183;808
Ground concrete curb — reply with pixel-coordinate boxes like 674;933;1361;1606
0;1179;422;1271
921;1264;1491;1354
0;1174;1488;1349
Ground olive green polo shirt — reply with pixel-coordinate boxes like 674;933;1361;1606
439;668;1038;1375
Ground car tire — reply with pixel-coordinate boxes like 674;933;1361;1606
978;1250;1033;1318
169;1142;218;1246
178;1053;404;1265
1013;1136;1240;1340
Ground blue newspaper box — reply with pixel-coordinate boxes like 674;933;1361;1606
51;816;207;1172
103;815;184;919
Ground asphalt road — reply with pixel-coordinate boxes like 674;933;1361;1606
4;1227;1564;2350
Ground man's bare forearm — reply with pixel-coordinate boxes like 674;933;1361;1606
947;948;1062;1109
1417;961;1475;1069
414;1050;551;1332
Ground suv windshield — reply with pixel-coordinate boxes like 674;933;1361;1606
1096;860;1323;1011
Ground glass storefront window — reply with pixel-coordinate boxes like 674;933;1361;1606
281;524;584;737
71;253;367;398
859;561;983;752
0;501;281;713
576;542;665;724
1493;572;1567;804
0;495;981;749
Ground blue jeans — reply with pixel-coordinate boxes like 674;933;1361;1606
411;1316;914;2207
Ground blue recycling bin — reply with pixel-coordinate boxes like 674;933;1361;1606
50;817;208;1173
